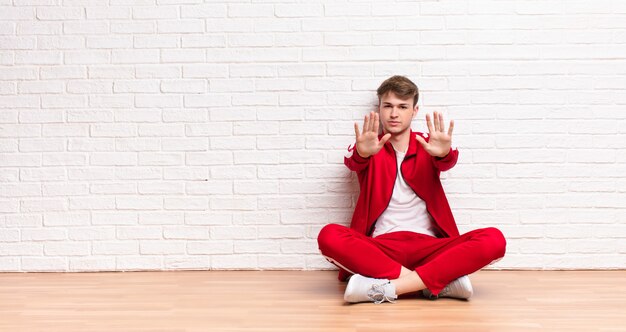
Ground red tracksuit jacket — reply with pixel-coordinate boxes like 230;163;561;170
338;129;460;281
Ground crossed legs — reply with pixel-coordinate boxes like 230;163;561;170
317;224;506;296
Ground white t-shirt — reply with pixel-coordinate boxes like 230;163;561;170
372;147;438;238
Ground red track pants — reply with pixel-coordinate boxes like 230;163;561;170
317;224;507;295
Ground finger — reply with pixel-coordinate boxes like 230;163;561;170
363;114;369;134
354;122;361;140
379;133;391;147
369;111;376;132
434;111;440;132
373;112;380;134
415;134;427;147
425;113;435;133
439;113;446;133
448;119;454;137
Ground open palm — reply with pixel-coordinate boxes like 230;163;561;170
354;112;391;158
415;111;454;158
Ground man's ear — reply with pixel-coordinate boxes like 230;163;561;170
413;105;418;118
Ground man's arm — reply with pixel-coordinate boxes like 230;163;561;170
433;146;459;172
344;142;370;173
415;111;457;172
345;111;390;173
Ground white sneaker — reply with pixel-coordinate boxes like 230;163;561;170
344;274;397;304
422;275;473;300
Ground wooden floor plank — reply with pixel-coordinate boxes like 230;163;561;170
0;270;624;331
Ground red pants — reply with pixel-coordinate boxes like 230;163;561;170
317;224;507;295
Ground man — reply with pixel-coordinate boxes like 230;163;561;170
317;75;506;304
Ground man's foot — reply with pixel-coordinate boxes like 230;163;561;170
344;274;397;304
422;275;473;300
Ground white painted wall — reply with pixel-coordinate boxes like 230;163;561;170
1;0;625;271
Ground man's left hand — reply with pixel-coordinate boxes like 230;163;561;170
415;111;454;158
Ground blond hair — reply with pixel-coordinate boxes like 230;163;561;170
376;75;419;107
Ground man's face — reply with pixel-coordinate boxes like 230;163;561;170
378;92;417;135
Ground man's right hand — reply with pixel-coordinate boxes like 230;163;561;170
353;111;391;158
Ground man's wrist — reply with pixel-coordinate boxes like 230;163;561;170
435;149;451;159
356;150;371;159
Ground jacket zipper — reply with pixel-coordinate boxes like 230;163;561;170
399;156;446;238
367;150;398;237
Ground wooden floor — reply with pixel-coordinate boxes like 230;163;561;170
0;270;624;331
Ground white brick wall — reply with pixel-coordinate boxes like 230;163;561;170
1;1;625;272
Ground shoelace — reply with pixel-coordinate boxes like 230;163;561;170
367;283;396;304
438;283;451;297
427;284;450;300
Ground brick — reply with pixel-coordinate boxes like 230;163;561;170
44;242;90;256
258;255;305;269
0;96;39;108
92;241;139;255
187;241;233;255
134;35;178;48
44;212;90;226
163;167;208;181
162;138;208;151
212;255;257;269
186;151;232;165
233;151;279;165
164;197;209;210
116;256;162;270
0;257;21;272
114;196;161;210
163;226;209;240
180;4;226;18
86;36;132;49
107;165;159;184
237;211;279;225
258;196;304;210
86;6;130;19
70;257;116;271
17;22;61;35
137;182;185;194
136;65;181;78
185;212;232;226
112;49;159;64
21;258;67;272
42;183;88;196
140;241;186;255
210;197;256;210
67;227;115;241
186;181;232;195
64;50;109;64
138;152;184;166
139;212;184;225
253;17;300;32
234;181;279;194
110;22;154;34
117;226;162;239
0;229;20;242
161;49;205;63
210;226;256;240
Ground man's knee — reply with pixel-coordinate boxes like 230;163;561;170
481;227;507;261
317;223;347;255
